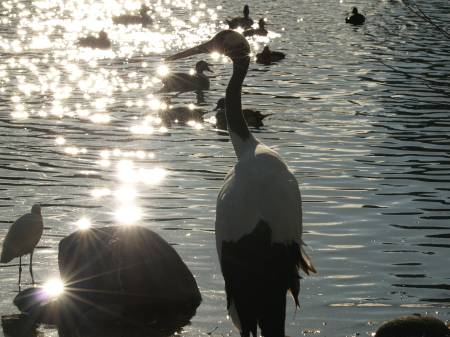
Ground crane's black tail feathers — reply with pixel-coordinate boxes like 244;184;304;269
222;220;315;337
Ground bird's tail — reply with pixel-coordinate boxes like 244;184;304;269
299;244;317;275
1;245;14;264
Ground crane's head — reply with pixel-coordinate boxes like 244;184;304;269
166;30;250;62
31;204;41;215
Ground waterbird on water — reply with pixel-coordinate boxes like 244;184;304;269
77;30;111;49
243;19;268;37
346;7;365;25
1;204;43;285
112;4;152;26
166;30;316;337
256;46;286;65
157;60;212;93
214;98;272;130
225;5;254;29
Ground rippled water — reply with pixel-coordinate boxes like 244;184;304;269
0;0;449;336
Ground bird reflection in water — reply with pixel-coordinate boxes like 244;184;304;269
158;97;208;127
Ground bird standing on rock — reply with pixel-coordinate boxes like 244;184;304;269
1;204;43;285
166;30;316;337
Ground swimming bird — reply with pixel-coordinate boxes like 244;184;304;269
1;204;43;285
112;4;152;26
243;19;268;37
157;60;212;93
225;5;254;30
77;31;111;49
256;46;286;65
214;98;271;130
346;7;365;25
166;30;316;337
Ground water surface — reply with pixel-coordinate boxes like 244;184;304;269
0;0;449;336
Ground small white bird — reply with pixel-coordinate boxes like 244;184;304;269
1;204;43;285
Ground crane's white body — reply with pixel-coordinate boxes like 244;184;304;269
216;141;302;257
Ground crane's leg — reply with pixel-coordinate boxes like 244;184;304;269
18;256;22;285
29;251;35;284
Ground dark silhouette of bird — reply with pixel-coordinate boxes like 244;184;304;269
157;60;212;93
346;7;365;25
77;31;111;49
256;46;286;65
243;19;268;37
214;98;271;130
1;204;43;285
113;4;152;26
225;5;254;29
166;30;316;337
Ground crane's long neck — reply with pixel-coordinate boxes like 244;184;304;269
225;56;256;159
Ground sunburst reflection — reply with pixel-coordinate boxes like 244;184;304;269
43;278;65;299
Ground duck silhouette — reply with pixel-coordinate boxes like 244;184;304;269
243;19;268;37
113;4;152;26
77;31;111;49
346;7;365;25
225;5;254;29
256;46;285;65
214;98;271;130
157;61;212;93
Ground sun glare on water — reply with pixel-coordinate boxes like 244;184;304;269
43;279;65;299
76;217;92;230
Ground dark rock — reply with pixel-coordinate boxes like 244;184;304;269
375;315;449;337
57;226;201;320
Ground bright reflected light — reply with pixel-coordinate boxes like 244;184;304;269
90;113;111;124
11;111;29;119
43;279;65;299
114;186;137;201
149;99;162;110
76;217;92;230
210;52;220;61
157;65;170;77
91;187;111;198
139;167;168;185
115;205;142;225
55;136;66;145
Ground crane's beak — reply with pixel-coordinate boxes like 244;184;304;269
166;40;213;61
